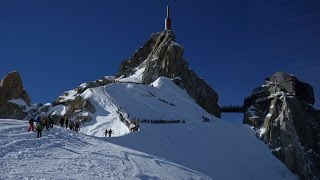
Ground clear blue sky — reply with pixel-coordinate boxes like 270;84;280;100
1;0;319;113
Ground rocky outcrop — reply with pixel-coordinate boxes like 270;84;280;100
0;71;31;119
243;72;320;180
50;90;96;123
116;30;220;117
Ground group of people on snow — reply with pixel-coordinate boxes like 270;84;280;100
28;116;54;138
28;116;81;138
105;129;113;137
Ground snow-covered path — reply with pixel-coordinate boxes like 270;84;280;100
0;119;210;180
80;87;130;137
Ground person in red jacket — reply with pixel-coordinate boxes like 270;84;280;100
28;118;35;132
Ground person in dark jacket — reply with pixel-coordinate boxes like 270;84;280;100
44;117;50;130
36;116;41;124
59;117;64;127
48;116;54;128
108;129;112;137
69;121;74;130
65;118;69;129
75;121;80;132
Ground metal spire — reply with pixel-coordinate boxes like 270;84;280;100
165;5;171;30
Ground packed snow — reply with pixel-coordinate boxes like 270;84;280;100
79;87;130;137
118;67;145;83
0;119;210;180
25;77;298;179
71;77;297;179
107;77;214;121
79;77;215;137
58;89;78;102
108;121;297;180
45;104;67;116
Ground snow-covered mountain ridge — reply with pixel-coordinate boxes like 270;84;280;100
51;77;217;137
0;30;312;179
44;76;296;179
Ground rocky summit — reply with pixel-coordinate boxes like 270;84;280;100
243;72;320;180
116;30;220;117
45;30;220;131
0;71;31;119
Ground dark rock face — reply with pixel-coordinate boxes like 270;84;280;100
243;72;320;180
52;91;95;122
0;71;31;119
116;31;220;117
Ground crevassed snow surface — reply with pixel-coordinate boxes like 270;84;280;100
77;77;296;179
0;119;210;180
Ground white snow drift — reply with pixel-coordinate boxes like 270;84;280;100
0;119;209;180
74;77;297;179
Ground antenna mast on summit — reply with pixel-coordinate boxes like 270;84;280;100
165;5;171;30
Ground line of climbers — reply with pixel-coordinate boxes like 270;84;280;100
158;98;175;107
220;105;243;109
116;107;139;133
202;116;212;122
137;119;185;124
112;80;143;85
147;90;175;107
27;116;81;138
148;91;155;97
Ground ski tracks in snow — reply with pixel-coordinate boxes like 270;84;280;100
0;119;210;180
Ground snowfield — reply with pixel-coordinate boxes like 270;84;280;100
7;77;298;179
108;122;297;180
75;77;296;179
0;119;210;180
79;77;216;137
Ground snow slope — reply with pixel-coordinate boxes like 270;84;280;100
0;119;210;180
118;67;145;83
80;87;130;137
105;77;214;121
108;122;297;180
75;77;297;179
79;77;215;137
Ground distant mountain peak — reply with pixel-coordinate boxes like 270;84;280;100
0;71;32;119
